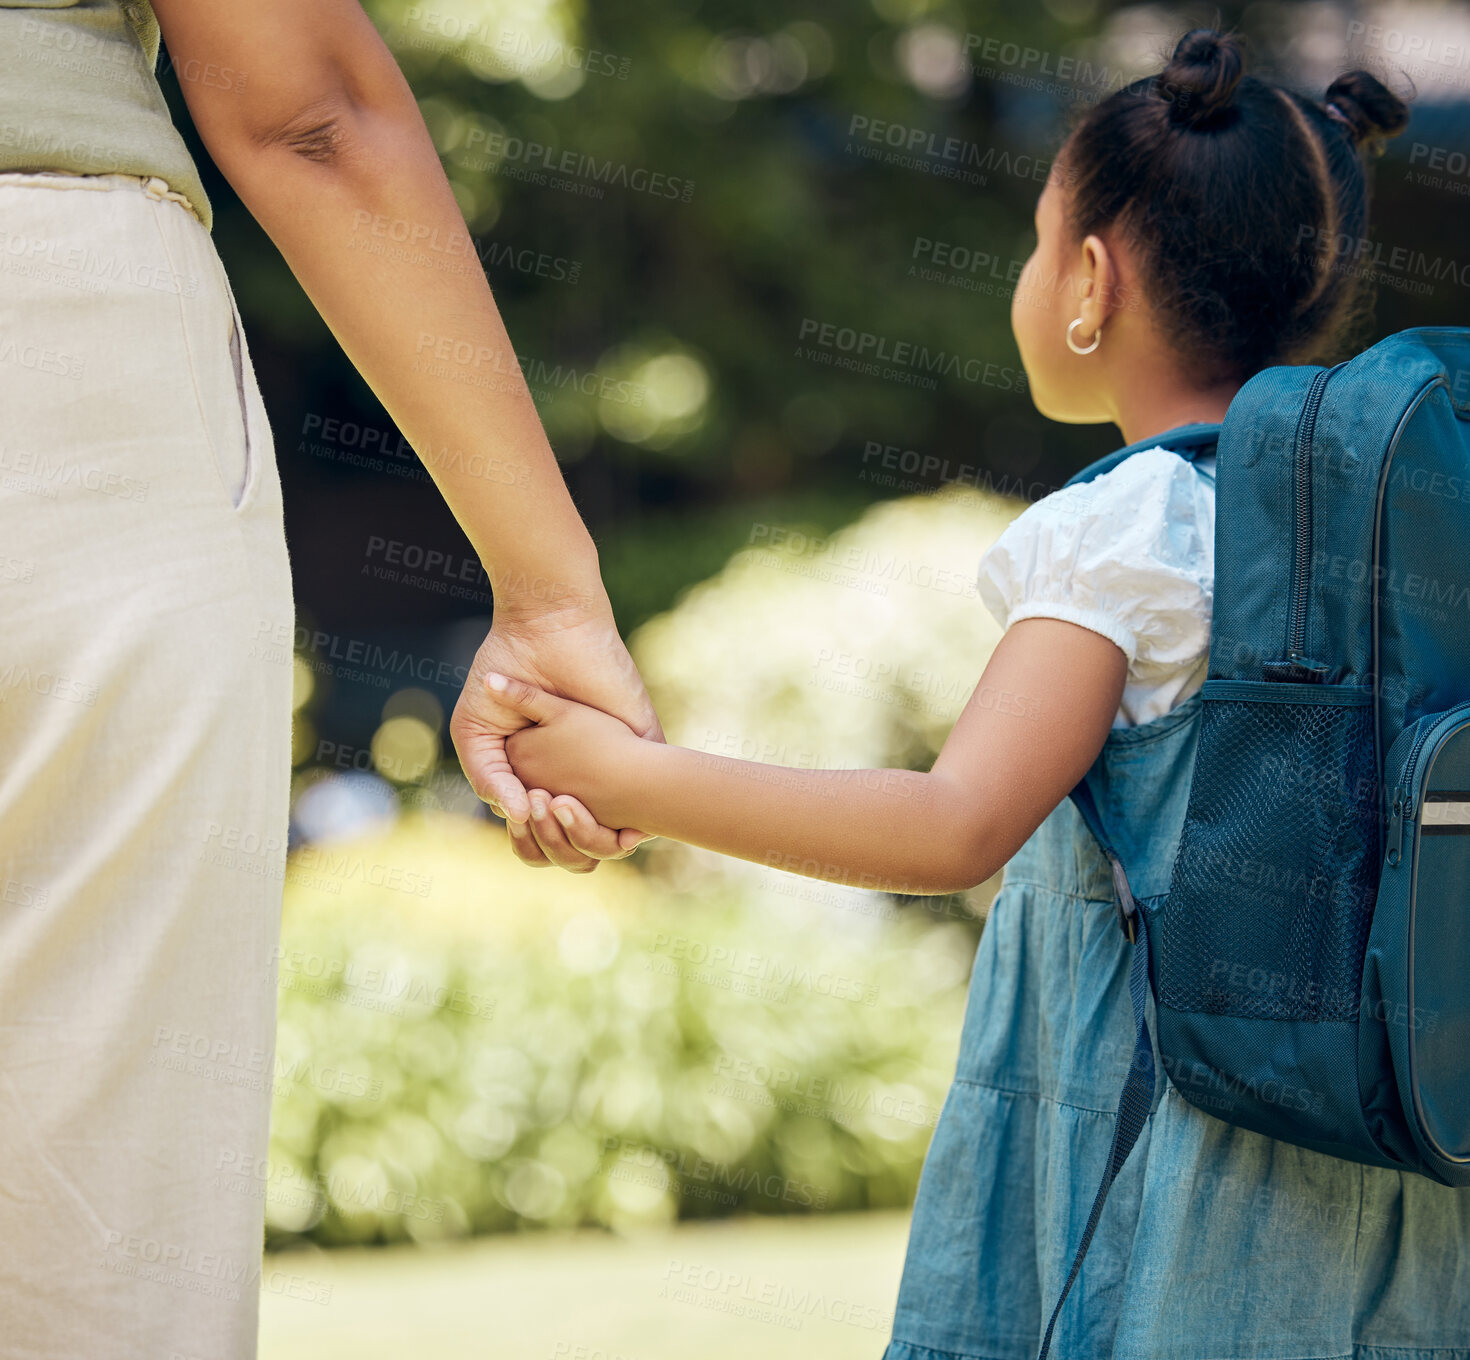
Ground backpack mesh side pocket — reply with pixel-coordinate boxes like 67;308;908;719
1160;681;1380;1022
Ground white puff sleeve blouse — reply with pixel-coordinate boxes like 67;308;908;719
977;445;1216;728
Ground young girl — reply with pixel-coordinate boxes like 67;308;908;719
498;30;1470;1359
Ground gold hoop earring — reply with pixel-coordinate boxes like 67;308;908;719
1066;317;1102;355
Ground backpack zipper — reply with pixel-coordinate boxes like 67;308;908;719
1282;366;1337;675
1385;701;1470;864
1369;374;1453;834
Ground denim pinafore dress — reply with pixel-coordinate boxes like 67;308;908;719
883;687;1470;1359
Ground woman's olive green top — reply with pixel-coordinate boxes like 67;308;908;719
0;0;212;227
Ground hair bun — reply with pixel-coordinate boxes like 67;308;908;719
1324;71;1409;155
1159;28;1245;130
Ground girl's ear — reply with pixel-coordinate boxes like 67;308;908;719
1077;233;1118;339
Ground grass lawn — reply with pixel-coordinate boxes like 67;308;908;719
260;1210;913;1360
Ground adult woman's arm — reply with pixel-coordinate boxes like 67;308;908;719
147;0;654;865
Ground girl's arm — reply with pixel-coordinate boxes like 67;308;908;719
502;618;1128;895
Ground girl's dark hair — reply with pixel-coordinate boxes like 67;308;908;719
1060;29;1409;384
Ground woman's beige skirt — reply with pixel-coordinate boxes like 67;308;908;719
0;171;294;1356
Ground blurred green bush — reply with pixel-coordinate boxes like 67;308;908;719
262;812;975;1248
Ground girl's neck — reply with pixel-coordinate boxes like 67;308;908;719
1112;381;1242;448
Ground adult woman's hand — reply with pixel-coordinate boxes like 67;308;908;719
451;596;663;871
146;0;667;872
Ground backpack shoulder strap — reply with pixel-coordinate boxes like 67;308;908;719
1035;888;1156;1359
1061;418;1221;913
1040;782;1157;1359
1061;420;1221;490
1033;420;1220;1354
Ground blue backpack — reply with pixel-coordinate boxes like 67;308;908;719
1038;327;1470;1359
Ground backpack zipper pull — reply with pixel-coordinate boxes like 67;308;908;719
1386;786;1406;865
1263;653;1331;684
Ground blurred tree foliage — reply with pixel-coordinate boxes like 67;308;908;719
155;0;1155;637
157;0;1463;642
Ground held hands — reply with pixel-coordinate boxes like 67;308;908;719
493;673;645;833
450;606;659;870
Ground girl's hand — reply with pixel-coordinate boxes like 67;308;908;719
496;674;644;826
517;790;629;874
450;606;662;870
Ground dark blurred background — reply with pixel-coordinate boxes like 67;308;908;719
156;0;1470;765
